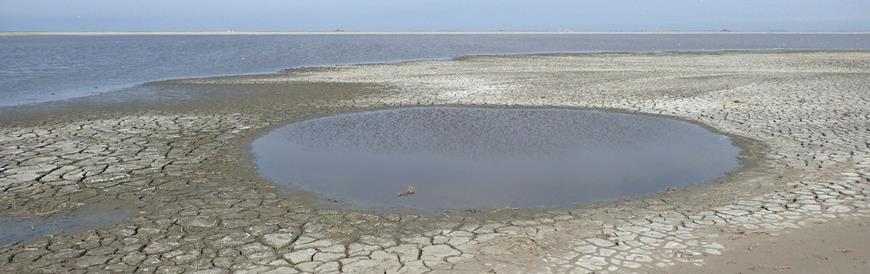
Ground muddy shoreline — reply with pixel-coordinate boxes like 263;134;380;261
0;77;773;219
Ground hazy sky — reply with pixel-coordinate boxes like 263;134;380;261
1;0;868;32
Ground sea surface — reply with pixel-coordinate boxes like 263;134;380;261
1;33;869;107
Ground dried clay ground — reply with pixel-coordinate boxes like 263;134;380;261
1;51;869;273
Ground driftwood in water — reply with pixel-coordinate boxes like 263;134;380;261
397;185;416;197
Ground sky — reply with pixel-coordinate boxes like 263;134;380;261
1;0;868;32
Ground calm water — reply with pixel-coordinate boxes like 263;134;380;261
0;205;129;246
2;34;869;106
253;107;741;211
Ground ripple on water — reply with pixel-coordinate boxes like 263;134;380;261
253;107;742;211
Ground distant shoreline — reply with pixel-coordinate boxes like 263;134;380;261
2;31;870;36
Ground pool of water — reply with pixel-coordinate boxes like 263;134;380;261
253;107;741;211
0;204;130;246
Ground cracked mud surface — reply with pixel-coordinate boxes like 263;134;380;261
1;51;869;273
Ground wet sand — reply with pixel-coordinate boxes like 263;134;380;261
1;51;868;273
658;217;870;273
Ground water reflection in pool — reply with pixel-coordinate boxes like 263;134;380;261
253;107;741;211
0;204;129;246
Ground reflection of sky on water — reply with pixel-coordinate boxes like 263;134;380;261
3;0;867;32
3;35;868;107
253;107;741;211
0;205;129;246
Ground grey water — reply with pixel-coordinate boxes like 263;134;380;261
253;107;741;211
2;33;869;107
0;205;129;246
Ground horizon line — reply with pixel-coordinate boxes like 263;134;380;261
3;31;870;36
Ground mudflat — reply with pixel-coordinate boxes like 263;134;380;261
1;51;868;273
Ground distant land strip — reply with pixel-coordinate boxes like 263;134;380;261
2;31;870;36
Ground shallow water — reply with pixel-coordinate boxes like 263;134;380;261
2;34;869;106
0;205;129;246
253;107;742;211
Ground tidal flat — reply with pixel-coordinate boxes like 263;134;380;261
1;51;869;273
